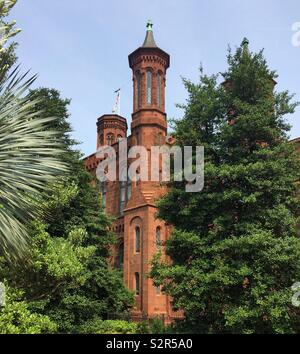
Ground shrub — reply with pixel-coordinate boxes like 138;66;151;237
79;319;137;334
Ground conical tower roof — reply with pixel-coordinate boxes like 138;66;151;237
142;20;158;48
128;21;170;69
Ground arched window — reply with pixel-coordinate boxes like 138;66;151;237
135;226;141;253
136;71;141;109
156;286;161;295
127;180;132;201
99;182;107;209
156;227;161;248
146;70;152;104
135;272;140;295
157;73;161;106
117;134;123;142
116;243;124;271
107;133;115;146
120;181;126;215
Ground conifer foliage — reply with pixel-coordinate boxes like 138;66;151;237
151;40;300;333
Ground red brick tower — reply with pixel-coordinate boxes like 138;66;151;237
84;22;180;322
122;22;175;320
96;114;127;149
128;21;169;142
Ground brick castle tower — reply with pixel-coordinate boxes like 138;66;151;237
84;22;180;321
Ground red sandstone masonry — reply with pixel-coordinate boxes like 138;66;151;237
84;26;183;322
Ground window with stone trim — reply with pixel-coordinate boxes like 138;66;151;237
157;72;161;106
99;181;107;209
135;226;141;253
135;272;140;295
127;180;132;201
116;242;124;271
146;70;152;104
136;71;141;109
107;133;115;146
120;181;126;215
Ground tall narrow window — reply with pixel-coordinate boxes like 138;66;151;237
135;226;141;253
116;243;124;271
127;180;132;201
157;73;161;106
136;72;141;109
107;133;114;146
135;273;140;295
120;181;126;215
99;182;107;209
146;70;152;104
156;227;161;248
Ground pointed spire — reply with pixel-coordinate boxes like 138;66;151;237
142;20;157;48
128;21;170;70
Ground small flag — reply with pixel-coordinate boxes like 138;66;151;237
112;88;121;115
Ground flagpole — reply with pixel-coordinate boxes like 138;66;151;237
112;88;121;115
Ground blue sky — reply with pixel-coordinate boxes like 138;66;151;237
10;0;300;156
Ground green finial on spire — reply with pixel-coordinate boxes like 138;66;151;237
241;38;250;55
241;37;249;48
142;20;157;47
146;20;153;31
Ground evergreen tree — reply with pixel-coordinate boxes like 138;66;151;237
151;40;300;334
1;88;133;333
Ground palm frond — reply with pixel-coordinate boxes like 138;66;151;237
0;59;68;261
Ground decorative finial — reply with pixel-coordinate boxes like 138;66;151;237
241;37;249;48
146;20;153;31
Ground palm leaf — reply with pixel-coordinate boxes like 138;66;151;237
0;57;68;261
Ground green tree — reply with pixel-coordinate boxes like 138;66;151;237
0;286;56;334
1;88;133;333
28;88;74;152
151;40;300;334
0;1;132;333
78;319;138;334
0;0;67;260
